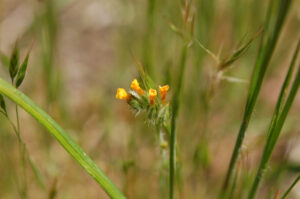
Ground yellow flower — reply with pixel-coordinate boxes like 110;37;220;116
149;88;157;105
159;85;169;104
131;79;144;95
116;88;130;101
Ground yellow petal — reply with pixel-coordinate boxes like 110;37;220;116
116;88;129;100
159;85;169;95
131;79;144;95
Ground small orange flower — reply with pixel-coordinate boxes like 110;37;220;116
131;79;144;95
149;88;157;105
159;85;169;104
116;88;130;101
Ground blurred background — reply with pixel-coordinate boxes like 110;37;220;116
0;0;299;198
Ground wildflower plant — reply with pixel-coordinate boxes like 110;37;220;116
1;0;299;198
116;76;172;197
116;78;170;140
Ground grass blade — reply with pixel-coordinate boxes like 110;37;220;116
280;175;300;199
219;30;262;71
9;45;19;81
221;0;292;194
28;156;46;190
170;43;189;199
226;162;242;199
248;43;300;199
15;53;30;88
0;94;7;114
0;78;126;199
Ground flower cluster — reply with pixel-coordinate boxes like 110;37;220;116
116;78;170;126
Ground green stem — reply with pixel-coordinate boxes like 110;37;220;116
248;63;300;199
156;126;168;199
169;43;188;199
8;104;28;199
4;108;46;191
221;0;292;194
16;105;20;131
281;175;300;199
16;105;28;199
143;0;156;78
0;78;126;199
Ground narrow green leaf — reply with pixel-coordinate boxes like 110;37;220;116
281;175;300;199
169;43;189;199
221;0;292;194
0;94;7;115
15;53;30;88
9;46;20;81
227;162;241;199
248;45;300;199
28;156;46;190
219;29;262;70
0;78;126;199
264;40;300;156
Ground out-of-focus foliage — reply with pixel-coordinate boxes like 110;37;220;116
0;0;299;198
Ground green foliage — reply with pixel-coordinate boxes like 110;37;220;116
0;94;7;115
0;78;126;199
281;175;300;199
15;53;29;88
9;46;19;81
219;30;262;71
222;0;293;195
3;44;30;88
169;43;189;199
0;0;299;198
127;88;170;127
248;41;300;199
